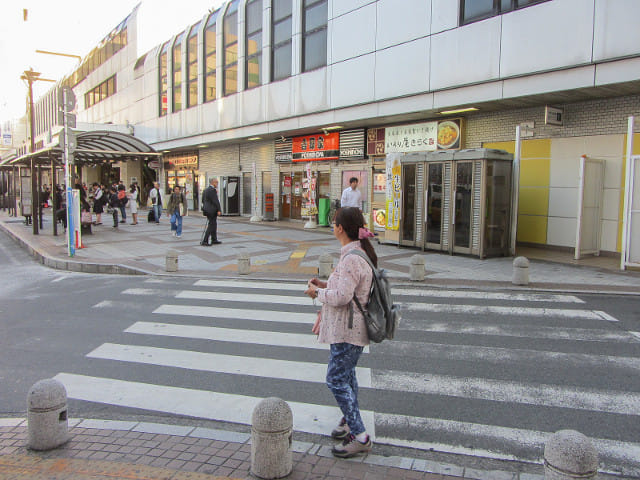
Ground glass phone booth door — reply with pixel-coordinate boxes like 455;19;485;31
424;163;445;250
400;164;417;246
452;161;475;255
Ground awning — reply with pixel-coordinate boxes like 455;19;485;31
9;130;160;166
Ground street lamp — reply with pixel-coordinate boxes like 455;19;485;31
20;68;56;235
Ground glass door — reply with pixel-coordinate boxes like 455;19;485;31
424;162;444;250
453;161;474;254
401;163;417;246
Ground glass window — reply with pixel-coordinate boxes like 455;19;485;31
172;33;184;112
245;0;262;89
159;42;169;116
223;0;239;95
461;0;549;25
204;10;218;102
302;0;327;72
187;21;200;108
271;0;292;81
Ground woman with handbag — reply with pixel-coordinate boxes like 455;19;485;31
304;207;376;458
167;185;188;238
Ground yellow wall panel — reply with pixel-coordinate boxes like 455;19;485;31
517;215;547;244
519;187;549;216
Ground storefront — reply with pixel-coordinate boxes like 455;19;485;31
164;151;202;210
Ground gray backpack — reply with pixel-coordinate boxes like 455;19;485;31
346;250;400;343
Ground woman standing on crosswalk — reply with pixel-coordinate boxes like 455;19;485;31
304;206;376;458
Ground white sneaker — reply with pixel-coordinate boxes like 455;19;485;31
172;232;177;237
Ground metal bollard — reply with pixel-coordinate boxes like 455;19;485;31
166;250;178;272
318;253;333;279
410;254;426;281
544;430;598;480
512;256;530;285
238;253;251;275
251;397;293;479
27;379;70;451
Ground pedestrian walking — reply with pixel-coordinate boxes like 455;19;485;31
167;185;188;238
200;177;222;245
128;184;139;225
340;177;362;210
149;182;162;223
304;206;375;458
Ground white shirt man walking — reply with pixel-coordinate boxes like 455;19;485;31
340;177;362;210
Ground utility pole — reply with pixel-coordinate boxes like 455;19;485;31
22;69;40;235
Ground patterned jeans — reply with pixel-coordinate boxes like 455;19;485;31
326;343;365;436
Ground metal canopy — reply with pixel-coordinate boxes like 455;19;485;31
8;130;160;166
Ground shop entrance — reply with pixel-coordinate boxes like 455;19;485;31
400;163;417;246
279;172;303;220
452;161;474;254
425;162;446;250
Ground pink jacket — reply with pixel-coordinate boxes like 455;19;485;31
316;241;372;346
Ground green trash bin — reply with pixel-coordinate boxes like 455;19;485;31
318;198;330;226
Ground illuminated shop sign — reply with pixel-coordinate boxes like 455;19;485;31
292;133;339;162
165;153;199;169
367;119;462;156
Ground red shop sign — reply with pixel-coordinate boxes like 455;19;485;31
292;132;339;162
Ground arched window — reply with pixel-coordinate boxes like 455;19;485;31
271;0;292;81
302;0;327;72
172;32;185;112
186;21;201;108
204;9;219;102
245;0;262;89
159;42;169;116
223;0;239;96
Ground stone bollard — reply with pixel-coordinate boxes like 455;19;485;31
512;256;530;285
166;250;178;272
251;397;293;479
27;379;70;451
238;253;251;275
544;430;598;480
410;254;426;281
318;253;333;279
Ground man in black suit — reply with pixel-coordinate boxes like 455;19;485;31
201;177;222;245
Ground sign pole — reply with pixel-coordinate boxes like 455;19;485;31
621;116;635;270
510;125;522;257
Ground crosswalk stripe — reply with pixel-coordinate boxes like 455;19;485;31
374;371;640;415
381;340;640;370
153;304;316;324
122;288;165;296
125;321;328;350
195;280;307;291
375;413;640;473
176;290;313;306
87;343;371;387
405;303;618;321
53;373;376;439
400;321;636;342
393;289;584;303
193;280;584;303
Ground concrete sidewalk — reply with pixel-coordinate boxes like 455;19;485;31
1;208;639;294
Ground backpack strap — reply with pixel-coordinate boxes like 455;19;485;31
344;249;375;329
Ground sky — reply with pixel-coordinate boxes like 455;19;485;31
0;0;224;126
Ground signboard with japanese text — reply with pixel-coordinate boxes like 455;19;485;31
386;153;402;230
292;133;339;161
165;152;199;169
368;119;462;156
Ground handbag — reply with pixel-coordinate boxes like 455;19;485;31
179;203;184;216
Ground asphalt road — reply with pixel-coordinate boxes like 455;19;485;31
1;230;639;476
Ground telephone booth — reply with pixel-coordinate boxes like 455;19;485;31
400;148;513;258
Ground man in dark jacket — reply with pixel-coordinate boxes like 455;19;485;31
201;177;221;245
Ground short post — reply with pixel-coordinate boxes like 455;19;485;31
238;253;251;275
165;250;178;272
27;379;70;450
512;256;530;285
544;430;598;480
251;397;293;479
410;254;426;281
318;253;333;279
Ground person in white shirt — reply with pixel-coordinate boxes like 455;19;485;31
340;177;362;210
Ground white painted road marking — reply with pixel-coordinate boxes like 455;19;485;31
195;280;307;291
153;304;316;324
87;343;371;387
393;288;584;303
176;290;313;306
53;373;375;439
405;303;618;321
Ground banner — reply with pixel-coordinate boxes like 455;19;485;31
386;153;401;231
292;133;339;161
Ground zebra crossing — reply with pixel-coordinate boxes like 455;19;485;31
55;278;640;476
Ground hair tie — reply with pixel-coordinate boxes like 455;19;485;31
358;227;374;239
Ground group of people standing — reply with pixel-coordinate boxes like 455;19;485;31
90;182;140;228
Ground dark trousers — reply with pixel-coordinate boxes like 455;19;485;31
119;206;126;221
203;214;218;243
112;208;119;227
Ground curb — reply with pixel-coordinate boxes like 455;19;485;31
0;417;545;480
